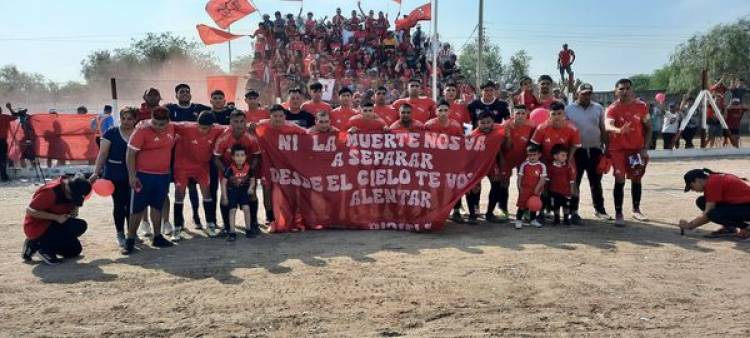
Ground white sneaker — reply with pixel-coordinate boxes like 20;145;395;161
514;220;523;229
205;222;217;237
632;210;649;221
595;212;613;221
171;227;182;242
139;220;153;237
162;221;174;235
116;232;127;248
531;219;543;228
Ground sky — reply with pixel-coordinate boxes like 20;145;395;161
1;0;749;90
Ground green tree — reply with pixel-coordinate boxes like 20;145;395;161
0;65;51;102
629;74;652;91
503;50;531;87
457;40;504;86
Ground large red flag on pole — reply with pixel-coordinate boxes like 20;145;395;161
205;0;256;29
196;24;244;45
395;3;431;30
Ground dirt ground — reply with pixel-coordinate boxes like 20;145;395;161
0;157;749;337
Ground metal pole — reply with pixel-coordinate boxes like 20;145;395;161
431;0;438;101
110;78;119;127
476;0;484;93
228;27;233;73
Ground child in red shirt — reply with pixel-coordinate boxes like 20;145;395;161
220;145;256;242
515;144;547;229
547;144;578;225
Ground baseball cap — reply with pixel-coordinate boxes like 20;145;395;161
683;169;708;192
67;175;92;206
144;88;161;96
578;83;594;93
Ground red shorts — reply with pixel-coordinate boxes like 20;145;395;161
609;150;648;180
516;188;535;209
173;167;210;192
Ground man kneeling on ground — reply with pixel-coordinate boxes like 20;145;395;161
680;168;750;239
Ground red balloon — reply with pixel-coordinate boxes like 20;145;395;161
527;196;543;212
92;179;115;197
655;93;666;104
529;108;550;126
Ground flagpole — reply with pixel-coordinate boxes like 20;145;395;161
476;0;484;93
431;0;438;102
228;27;233;73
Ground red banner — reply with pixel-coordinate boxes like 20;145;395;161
395;3;431;30
255;128;504;232
196;24;244;45
207;75;239;101
205;0;256;29
7;114;97;161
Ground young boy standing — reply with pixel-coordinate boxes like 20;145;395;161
547;144;578;225
515;144;547;229
220;145;257;242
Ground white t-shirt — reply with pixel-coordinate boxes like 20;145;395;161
662;110;681;133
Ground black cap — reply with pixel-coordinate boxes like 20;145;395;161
683;169;708;192
577;83;593;93
67;175;92;206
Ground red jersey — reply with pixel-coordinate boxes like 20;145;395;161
331;106;358;130
374;104;399;125
514;90;540;111
301;100;333;114
245;107;270;123
548;162;576;197
448;101;471;124
128;123;176;174
704;174;750;205
518;161;547;190
725;106;748;129
424;118;464;136
213;129;262;166
502;120;536;167
348;115;387;132
389;120;425;133
225;162;252;188
538;96;559;110
559;49;573;66
606;100;648;151
137;103;157;122
530;121;582;161
0;114;17;139
23;177;77;240
174;123;225;170
392;97;436;123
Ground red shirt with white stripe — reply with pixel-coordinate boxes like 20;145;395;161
128;123;176;174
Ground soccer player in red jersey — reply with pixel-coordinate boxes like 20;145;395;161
536;75;560;110
514;144;547;229
557;43;576;84
171;111;225;241
373;86;398;125
309;111;341;134
462;112;505;224
605;78;653;226
301;82;333;115
220;144;257;242
392;78;436;123
244;89;269;123
388;104;425;132
213;110;262;237
547;144;578;225
443;83;471;124
425;100;464;136
124;106;175;254
513;77;540;111
497;105;536;219
530;101;581;164
330;87;358;130
348;100;387;133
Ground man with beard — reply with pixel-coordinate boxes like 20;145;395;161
467;81;510;127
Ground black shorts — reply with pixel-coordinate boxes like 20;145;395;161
550;192;571;210
226;186;250;209
730;128;740;136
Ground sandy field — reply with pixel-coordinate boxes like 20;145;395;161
0;157;749;337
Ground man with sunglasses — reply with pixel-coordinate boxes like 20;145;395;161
565;83;611;222
605;78;652;226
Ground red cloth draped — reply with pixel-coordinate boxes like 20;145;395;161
7;114;97;161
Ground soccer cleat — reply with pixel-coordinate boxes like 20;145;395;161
615;214;626;227
37;250;61;265
632;210;649;221
171;227;183;242
162;221;174;235
246;226;261;238
498;210;510;222
531;219;543;228
227;232;237;242
205;222;217;237
485;213;503;224
570;213;582;225
139;220;153;237
563;216;572;226
22;239;38;261
450;210;463;223
121;238;136;255
595;212;613;221
466;214;478;225
514;220;523;229
116;232;127;248
152;235;174;248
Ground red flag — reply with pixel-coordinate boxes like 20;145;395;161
197;24;244;45
207;75;240;101
205;0;256;29
393;0;402;4
395;3;431;30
